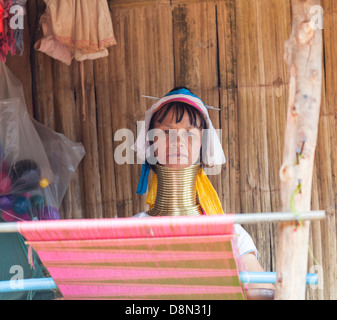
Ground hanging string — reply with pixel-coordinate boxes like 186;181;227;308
0;208;27;222
27;244;35;270
12;0;27;55
290;180;303;229
80;61;86;121
13;25;24;55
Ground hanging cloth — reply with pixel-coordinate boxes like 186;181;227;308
35;0;116;63
34;0;117;120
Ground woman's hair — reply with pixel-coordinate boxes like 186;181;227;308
148;87;207;132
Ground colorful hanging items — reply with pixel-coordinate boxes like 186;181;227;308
0;0;16;63
0;0;27;62
0;61;85;223
0;2;3;37
34;0;117;120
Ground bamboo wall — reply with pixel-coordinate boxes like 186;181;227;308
5;0;336;300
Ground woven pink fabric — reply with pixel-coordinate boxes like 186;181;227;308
18;215;244;300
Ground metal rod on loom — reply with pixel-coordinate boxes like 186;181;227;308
0;211;326;234
0;273;318;293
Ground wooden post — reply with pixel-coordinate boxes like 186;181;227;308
275;0;323;300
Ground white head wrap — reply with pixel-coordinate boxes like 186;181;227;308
132;88;226;167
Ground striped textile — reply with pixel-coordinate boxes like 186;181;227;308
18;215;245;300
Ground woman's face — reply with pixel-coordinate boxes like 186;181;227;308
151;107;203;169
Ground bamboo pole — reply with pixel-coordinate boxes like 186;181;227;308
0;273;319;294
94;57;118;219
275;0;323;300
77;61;103;219
217;0;240;215
0;211;325;234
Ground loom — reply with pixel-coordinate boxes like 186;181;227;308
0;211;325;300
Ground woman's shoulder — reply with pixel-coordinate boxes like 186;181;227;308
234;224;259;260
134;212;149;218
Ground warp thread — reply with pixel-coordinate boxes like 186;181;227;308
27;244;35;270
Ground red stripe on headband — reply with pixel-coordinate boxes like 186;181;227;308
155;97;205;115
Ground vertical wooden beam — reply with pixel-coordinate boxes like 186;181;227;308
217;0;240;215
275;0;323;300
94;57;118;219
172;1;221;195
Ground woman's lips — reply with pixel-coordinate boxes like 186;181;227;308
168;154;188;158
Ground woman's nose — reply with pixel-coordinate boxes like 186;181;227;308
169;133;184;147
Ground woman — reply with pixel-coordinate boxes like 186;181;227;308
133;87;274;291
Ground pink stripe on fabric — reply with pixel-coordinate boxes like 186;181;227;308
35;250;233;263
58;283;243;297
47;267;239;281
18;215;234;241
26;234;234;251
154;97;204;114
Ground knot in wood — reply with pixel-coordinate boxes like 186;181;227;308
277;274;283;284
297;21;314;45
310;69;319;82
291;105;298;117
280;164;293;182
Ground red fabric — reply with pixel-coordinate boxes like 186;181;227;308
0;3;4;37
0;0;16;62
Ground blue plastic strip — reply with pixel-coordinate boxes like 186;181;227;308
136;161;151;195
239;272;318;286
0;278;57;293
0;273;318;293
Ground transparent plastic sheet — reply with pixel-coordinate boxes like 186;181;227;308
0;62;85;222
0;62;85;299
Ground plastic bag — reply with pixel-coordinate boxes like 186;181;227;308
0;62;85;222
